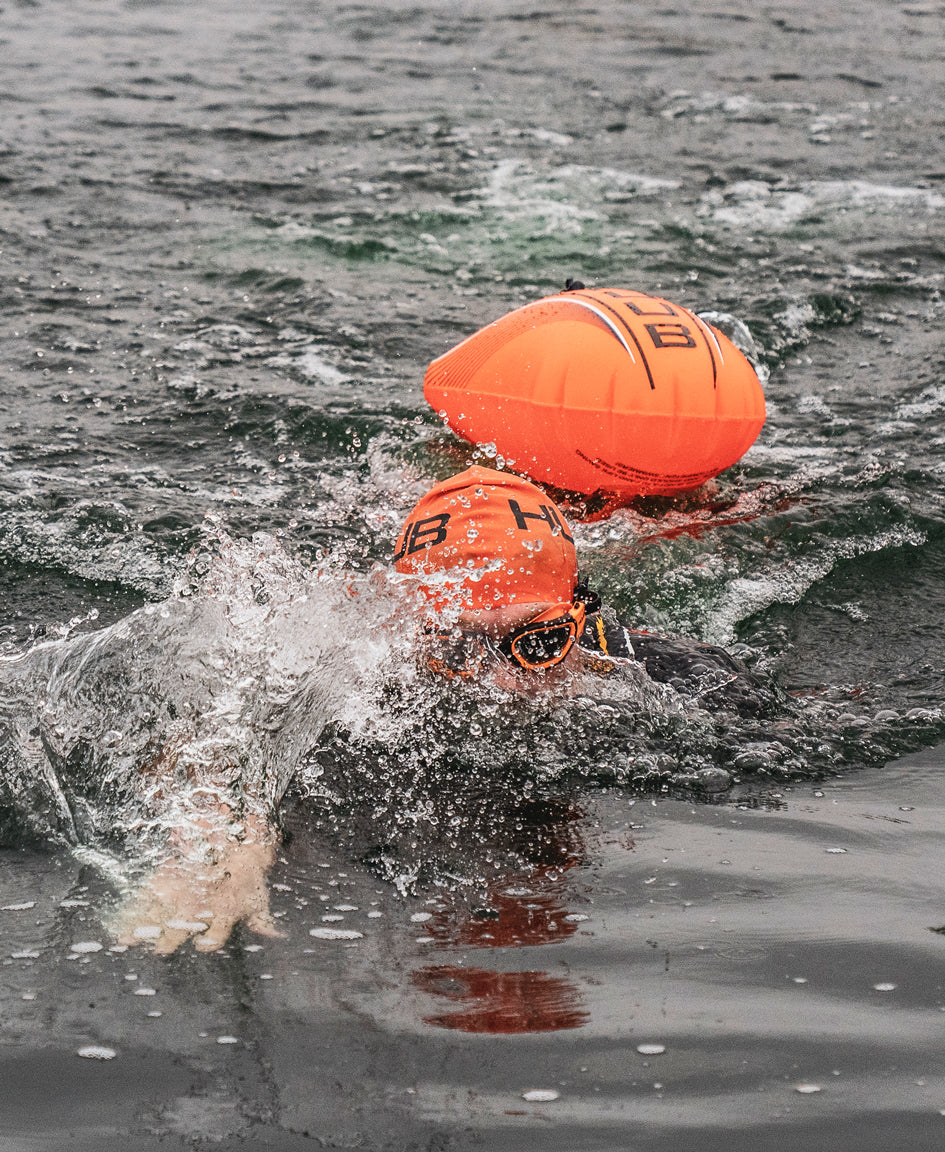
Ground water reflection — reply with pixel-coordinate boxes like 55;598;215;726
426;888;580;950
413;965;588;1033
411;796;592;1033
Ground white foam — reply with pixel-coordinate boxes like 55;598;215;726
698;178;944;231
897;384;945;420
482;159;679;233
701;526;927;645
294;348;350;386
77;1046;117;1060
309;927;363;941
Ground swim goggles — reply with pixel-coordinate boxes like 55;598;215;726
495;580;600;672
424;579;601;677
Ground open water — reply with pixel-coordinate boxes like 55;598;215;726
3;0;945;1148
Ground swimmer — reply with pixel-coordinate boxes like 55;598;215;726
112;466;778;952
394;466;779;716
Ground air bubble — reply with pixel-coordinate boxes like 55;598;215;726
77;1046;117;1060
309;928;363;941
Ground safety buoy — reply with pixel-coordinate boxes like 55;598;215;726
424;287;766;498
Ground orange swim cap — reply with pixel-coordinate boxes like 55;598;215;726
393;466;578;610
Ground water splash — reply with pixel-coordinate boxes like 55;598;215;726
0;531;409;854
2;525;943;897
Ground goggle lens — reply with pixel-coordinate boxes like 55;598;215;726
508;621;576;668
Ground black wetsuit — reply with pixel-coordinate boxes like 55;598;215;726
578;608;782;718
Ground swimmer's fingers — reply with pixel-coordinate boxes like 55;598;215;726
112;896;163;948
151;917;213;955
193;915;237;952
245;910;286;939
115;924;160;948
115;910;281;952
191;902;284;950
112;917;195;953
151;928;192;956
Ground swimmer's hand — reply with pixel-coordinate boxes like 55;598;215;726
112;814;284;954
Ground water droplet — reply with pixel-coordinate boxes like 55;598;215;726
873;982;897;991
636;1044;666;1055
522;1089;559;1102
216;1036;239;1045
794;1083;822;1094
70;941;102;954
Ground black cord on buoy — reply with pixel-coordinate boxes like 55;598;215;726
564;278;585;291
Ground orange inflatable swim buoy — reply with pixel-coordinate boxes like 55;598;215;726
424;287;766;498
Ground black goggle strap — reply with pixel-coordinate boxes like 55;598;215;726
574;573;601;615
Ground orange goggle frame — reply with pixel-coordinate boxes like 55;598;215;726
495;601;587;671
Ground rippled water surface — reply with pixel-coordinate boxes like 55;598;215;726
3;0;945;1147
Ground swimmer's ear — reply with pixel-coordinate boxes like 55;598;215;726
574;573;601;615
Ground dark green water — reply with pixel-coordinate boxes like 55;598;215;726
2;0;945;1147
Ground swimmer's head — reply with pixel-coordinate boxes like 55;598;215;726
394;467;598;678
393;466;578;614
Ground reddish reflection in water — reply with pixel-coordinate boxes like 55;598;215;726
426;890;580;949
424;795;589;949
414;965;588;1033
412;795;591;1032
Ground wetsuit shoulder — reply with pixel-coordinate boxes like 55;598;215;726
581;606;784;718
626;630;784;718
